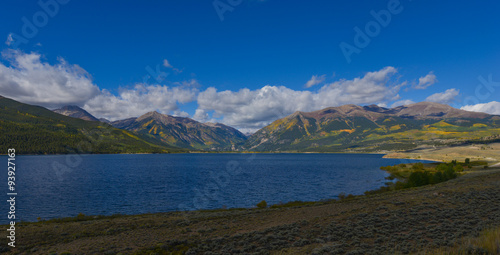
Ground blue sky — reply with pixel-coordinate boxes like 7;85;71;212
1;0;500;132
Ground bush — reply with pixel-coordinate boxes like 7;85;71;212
407;171;432;187
256;200;267;209
412;162;424;170
432;171;444;184
453;164;464;172
76;212;86;221
338;192;346;200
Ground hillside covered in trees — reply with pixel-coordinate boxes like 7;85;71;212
0;96;185;154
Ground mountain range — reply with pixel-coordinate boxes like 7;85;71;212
0;96;185;154
243;102;500;152
1;95;499;154
110;111;247;150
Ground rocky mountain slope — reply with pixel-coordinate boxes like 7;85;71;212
242;102;500;152
53;105;100;122
111;111;247;150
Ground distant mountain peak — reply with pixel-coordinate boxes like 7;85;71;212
53;105;99;122
396;102;489;119
57;105;84;111
112;111;247;150
138;111;164;120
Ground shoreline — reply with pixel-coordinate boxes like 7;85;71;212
0;151;390;156
7;169;500;254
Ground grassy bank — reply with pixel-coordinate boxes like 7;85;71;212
424;225;500;254
3;166;500;254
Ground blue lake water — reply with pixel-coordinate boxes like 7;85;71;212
1;153;430;223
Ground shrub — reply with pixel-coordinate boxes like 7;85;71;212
453;164;464;172
76;212;86;221
394;181;406;190
443;167;457;180
407;171;432;187
338;192;346;200
412;162;424;170
432;171;444;184
256;200;267;209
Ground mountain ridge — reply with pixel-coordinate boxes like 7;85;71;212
242;102;500;152
53;105;100;122
111;111;247;151
3;95;500;154
0;96;185;154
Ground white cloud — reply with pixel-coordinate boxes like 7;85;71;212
0;50;198;120
305;74;326;88
193;109;210;122
163;59;173;68
414;71;437;89
0;50;100;108
461;101;500;115
196;66;404;132
163;58;181;73
173;79;201;88
391;99;415;108
83;84;198;121
0;53;431;132
425;88;459;104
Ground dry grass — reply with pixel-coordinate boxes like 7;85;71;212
384;142;500;165
419;225;500;255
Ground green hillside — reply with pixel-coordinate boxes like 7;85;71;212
243;103;500;152
0;96;186;154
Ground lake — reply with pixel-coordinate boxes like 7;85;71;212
2;153;429;223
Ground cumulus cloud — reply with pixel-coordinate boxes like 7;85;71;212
0;50;198;120
0;50;100;108
391;99;415;108
83;84;198;121
196;66;404;132
414;71;437;89
425;88;460;104
305;74;326;88
461;101;500;115
0;52;435;132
